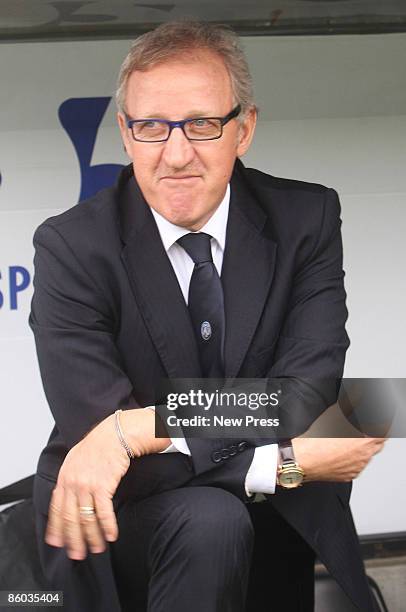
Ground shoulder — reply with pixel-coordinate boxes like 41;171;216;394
32;167;135;254
243;166;340;213
31;174;129;308
241;165;341;240
34;185;119;243
31;172;133;309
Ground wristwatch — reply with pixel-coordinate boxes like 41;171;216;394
277;439;305;489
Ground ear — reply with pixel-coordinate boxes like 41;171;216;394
236;107;257;157
117;112;133;159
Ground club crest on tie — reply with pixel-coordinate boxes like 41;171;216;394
201;321;212;341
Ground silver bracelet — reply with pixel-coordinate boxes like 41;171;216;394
114;409;136;459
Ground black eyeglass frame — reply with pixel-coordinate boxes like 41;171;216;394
125;104;242;142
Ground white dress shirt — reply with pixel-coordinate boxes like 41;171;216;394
149;184;278;496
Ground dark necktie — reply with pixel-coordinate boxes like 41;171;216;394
177;232;225;378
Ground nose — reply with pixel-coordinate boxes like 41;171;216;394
161;125;196;169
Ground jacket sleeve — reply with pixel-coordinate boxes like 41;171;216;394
30;222;140;450
263;187;350;438
269;187;349;379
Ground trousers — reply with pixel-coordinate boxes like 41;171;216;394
110;486;316;612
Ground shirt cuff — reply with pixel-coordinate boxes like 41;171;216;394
146;406;191;455
162;438;191;455
244;444;279;497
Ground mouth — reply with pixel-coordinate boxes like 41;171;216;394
161;175;201;182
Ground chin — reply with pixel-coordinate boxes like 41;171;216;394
159;198;202;229
166;210;200;229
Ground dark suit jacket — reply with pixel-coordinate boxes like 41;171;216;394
30;159;375;611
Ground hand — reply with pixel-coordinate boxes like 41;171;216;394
45;413;130;560
292;436;386;482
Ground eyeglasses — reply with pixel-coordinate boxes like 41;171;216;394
125;104;241;143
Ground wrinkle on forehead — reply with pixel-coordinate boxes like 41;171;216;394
125;49;234;119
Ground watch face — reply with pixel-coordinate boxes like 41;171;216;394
279;468;304;489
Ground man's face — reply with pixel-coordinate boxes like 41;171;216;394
117;49;256;230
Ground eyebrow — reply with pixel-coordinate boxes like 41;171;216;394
134;110;217;120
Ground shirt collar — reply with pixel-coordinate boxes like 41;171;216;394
150;183;230;253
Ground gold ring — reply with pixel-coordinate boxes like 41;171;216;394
79;506;96;514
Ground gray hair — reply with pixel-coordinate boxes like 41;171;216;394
115;20;256;119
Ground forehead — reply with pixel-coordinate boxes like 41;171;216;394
125;49;234;117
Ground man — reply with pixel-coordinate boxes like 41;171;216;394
30;21;384;612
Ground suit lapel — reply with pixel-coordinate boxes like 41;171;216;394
118;168;201;378
222;161;278;378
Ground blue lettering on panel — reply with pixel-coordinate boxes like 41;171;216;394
58;97;124;202
9;266;31;310
1;97;125;314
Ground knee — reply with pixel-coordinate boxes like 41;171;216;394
161;487;254;551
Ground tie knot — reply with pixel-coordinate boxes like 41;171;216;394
177;232;213;265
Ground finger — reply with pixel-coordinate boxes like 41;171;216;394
45;486;65;548
94;492;119;543
63;489;87;560
78;493;106;554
